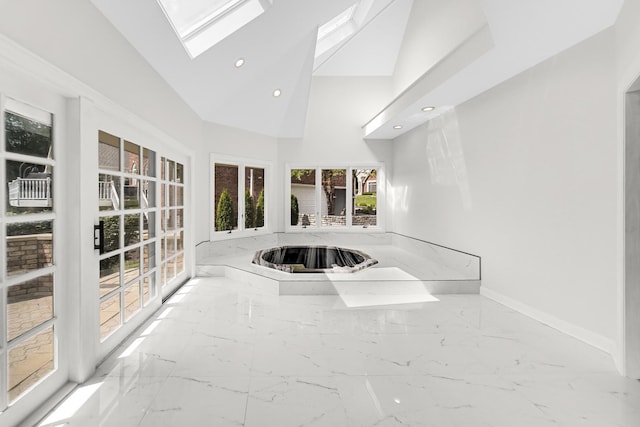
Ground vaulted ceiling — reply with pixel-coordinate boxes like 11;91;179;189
91;0;623;140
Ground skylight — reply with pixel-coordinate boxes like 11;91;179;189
315;0;373;58
158;0;271;58
317;4;357;41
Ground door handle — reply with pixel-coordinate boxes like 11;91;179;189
94;221;105;254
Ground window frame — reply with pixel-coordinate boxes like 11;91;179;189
285;163;384;232
210;154;271;241
92;114;191;363
158;156;187;298
0;94;66;414
97;131;158;343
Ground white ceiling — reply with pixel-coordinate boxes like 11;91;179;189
91;0;623;140
90;0;410;138
364;0;625;139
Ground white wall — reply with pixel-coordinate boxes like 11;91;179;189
615;0;640;85
0;0;234;243
199;122;278;242
277;76;393;231
0;0;203;150
391;28;619;347
615;0;640;376
391;0;486;96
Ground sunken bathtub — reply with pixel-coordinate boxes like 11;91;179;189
252;245;378;273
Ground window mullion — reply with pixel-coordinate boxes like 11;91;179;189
315;168;322;228
238;162;245;232
0;94;6;410
346;167;353;227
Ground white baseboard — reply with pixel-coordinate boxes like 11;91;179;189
480;286;615;356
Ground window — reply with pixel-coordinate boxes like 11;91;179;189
287;165;381;230
315;0;374;58
211;155;268;238
290;169;316;227
2;98;57;405
157;0;272;58
353;168;377;227
213;163;239;231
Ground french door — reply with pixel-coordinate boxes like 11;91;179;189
0;92;68;422
95;126;189;358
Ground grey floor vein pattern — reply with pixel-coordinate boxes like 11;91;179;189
38;277;640;427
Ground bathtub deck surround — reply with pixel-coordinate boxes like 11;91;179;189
37;276;640;426
197;232;481;295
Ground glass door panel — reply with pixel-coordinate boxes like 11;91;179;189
352;168;377;227
6;160;53;215
7;274;54;341
290;169;316;227
2;98;60;408
98;131;120;171
8;326;54;403
97;131;160;344
214;163;239;231
245;166;264;229
159;159;186;293
321;169;346;227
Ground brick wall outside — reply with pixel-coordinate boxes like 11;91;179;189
245;167;265;200
7;234;53;299
214;164;239;228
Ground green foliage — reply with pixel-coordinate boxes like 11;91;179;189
6;221;52;236
216;189;234;231
256;188;265;228
290;169;315;180
245;189;256;229
290;193;299;226
5;112;52;159
124;214;140;245
124;199;140;209
355;194;376;215
321;169;346;215
355;194;376;208
102;216;120;253
360;204;376;215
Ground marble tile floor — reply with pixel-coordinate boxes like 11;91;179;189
36;277;640;427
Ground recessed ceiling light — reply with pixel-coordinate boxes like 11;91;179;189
393;125;403;130
421;106;435;112
273;89;282;97
235;58;245;68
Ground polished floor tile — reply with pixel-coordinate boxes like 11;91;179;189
37;277;640;426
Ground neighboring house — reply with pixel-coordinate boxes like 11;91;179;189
364;176;377;194
291;171;347;217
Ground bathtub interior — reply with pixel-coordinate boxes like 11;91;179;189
253;245;378;273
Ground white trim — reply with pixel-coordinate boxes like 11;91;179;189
0;85;68;425
480;286;615;356
0;29;197;426
0;34;196;163
285;163;385;232
210;153;272;241
618;78;628;377
620;67;640;379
